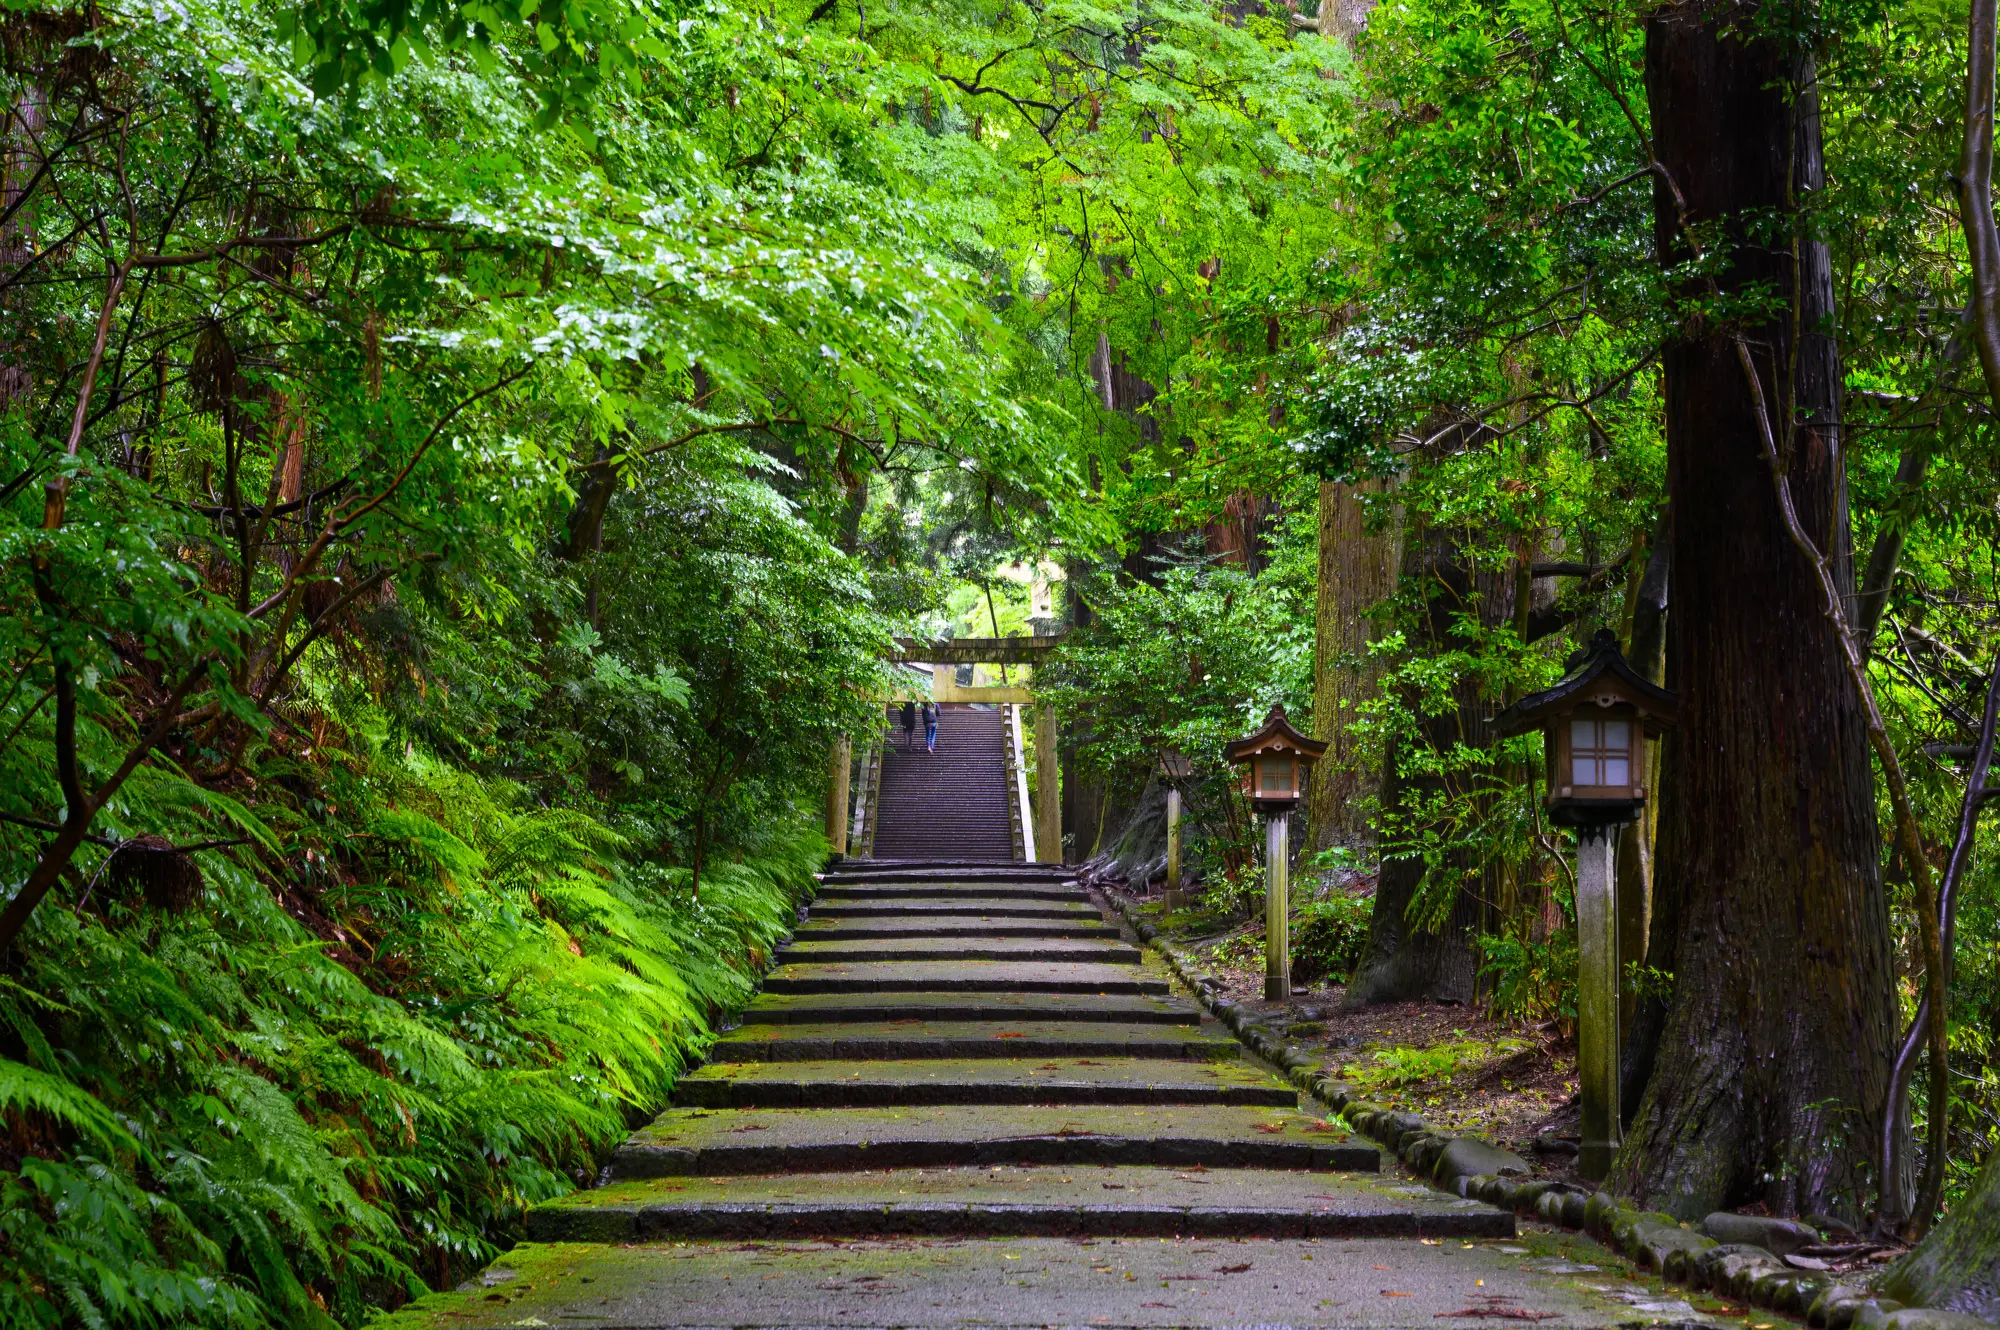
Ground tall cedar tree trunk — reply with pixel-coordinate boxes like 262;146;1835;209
1608;3;1896;1217
1343;522;1506;1006
1309;478;1402;850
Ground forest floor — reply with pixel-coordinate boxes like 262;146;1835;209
1108;884;1588;1186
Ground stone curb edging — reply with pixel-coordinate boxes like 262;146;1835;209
1096;889;1990;1330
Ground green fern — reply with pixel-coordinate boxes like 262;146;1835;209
0;1059;142;1160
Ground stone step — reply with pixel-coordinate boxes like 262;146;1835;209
817;881;1084;898
383;1231;1631;1330
761;960;1172;995
780;938;1141;965
612;1105;1373;1177
812;880;1096;904
829;858;1063;869
673;1057;1297;1109
807;900;1096;918
731;991;1202;1025
708;1019;1238;1062
823;865;1075;882
794;919;1123;941
526;1167;1510;1242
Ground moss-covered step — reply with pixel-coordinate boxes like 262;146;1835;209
794;917;1124;941
673;1055;1299;1109
761;959;1171;994
779;937;1141;964
816;881;1085;900
809;899;1100;919
609;1104;1378;1176
734;991;1202;1025
524;1166;1511;1242
821;867;1078;883
375;1230;1718;1330
707;1018;1239;1062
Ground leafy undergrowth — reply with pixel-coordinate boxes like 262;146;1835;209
1347;1036;1534;1093
1121;888;1577;1160
0;732;817;1329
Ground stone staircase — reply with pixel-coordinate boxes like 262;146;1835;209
871;706;1014;861
381;863;1621;1330
513;861;1507;1242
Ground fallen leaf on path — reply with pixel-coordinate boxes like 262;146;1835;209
1141;1302;1175;1308
1215;1264;1252;1274
1101;1182;1126;1190
1435;1309;1557;1321
1255;1122;1286;1134
995;1032;1027;1039
728;1124;769;1133
1382;1291;1412;1296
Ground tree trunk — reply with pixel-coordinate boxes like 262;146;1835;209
1309;478;1402;851
1879;1144;2000;1319
1343;521;1504;1007
1060;727;1108;864
1608;6;1896;1219
1616;515;1670;1035
1621;723;1681;1122
1342;727;1485;1005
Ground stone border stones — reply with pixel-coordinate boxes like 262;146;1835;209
1097;890;1996;1330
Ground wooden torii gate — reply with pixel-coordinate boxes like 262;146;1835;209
825;636;1064;863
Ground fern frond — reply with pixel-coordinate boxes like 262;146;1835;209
0;1057;143;1159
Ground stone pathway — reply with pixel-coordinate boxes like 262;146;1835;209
381;862;1712;1328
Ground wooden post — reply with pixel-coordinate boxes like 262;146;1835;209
1035;701;1062;863
826;736;851;857
1265;812;1289;1001
1576;826;1621;1180
1164;786;1183;909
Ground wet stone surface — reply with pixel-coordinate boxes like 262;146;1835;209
707;1018;1241;1062
381;1230;1734;1329
612;1106;1377;1175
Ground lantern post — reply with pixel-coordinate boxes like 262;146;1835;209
1496;629;1677;1181
1224;707;1329;1002
1160;751;1192;911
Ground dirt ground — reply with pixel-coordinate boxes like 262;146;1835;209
1114;888;1586;1179
1102;883;1913;1276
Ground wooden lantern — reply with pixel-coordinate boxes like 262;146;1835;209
1223;705;1328;814
1496;629;1677;828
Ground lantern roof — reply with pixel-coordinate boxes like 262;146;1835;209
1494;629;1679;738
1223;705;1330;767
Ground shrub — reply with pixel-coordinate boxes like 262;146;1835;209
1292;893;1373;986
1477;924;1579;1032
